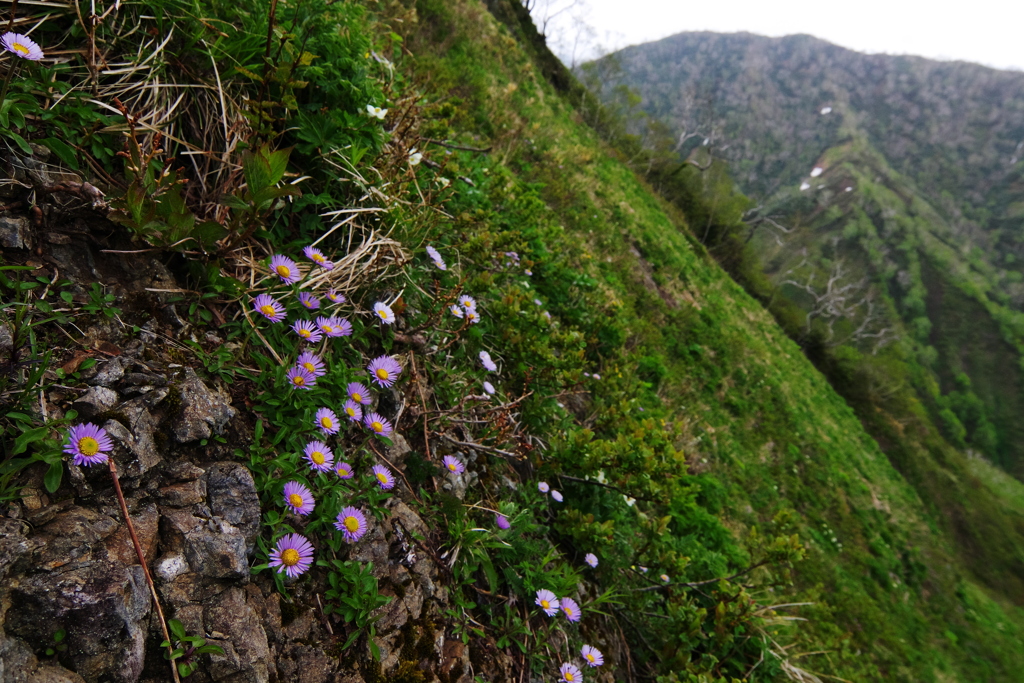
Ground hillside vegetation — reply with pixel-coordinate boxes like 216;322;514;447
1;3;1023;683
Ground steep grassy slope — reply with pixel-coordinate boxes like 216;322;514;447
395;1;1024;679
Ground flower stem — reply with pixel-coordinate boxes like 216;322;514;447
0;61;19;108
107;457;182;683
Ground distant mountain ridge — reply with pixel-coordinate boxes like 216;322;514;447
600;31;1024;223
589;33;1024;480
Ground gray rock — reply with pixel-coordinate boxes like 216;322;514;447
71;386;119;420
0;518;31;581
162;461;205;483
0;215;32;249
171;368;236;443
0;634;39;683
154;553;190;582
155;480;206;507
7;562;150;683
161;508;249;580
27;663;88;683
205;462;260;551
31;506;119;572
88;357;125;387
204;587;271;683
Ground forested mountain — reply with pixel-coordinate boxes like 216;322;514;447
588;32;1024;481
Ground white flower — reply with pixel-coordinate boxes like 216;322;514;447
820;106;832;115
365;104;388;120
810;167;823;178
438;177;451;188
373;301;396;324
799;181;811;191
624;495;636;507
409;149;423;166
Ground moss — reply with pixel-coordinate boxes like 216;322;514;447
359;654;385;683
391;661;425;683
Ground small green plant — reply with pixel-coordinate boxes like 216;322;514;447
81;283;121;319
160;619;225;678
320;559;393;659
43;629;67;658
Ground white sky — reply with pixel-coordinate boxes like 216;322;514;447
531;0;1024;71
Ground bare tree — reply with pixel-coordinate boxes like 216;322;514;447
781;255;898;354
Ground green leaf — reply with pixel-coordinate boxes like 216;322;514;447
5;130;33;154
38;138;80;170
13;426;49;456
43;461;62;493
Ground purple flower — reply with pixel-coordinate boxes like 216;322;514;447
584;553;598;568
316;315;351;337
373;301;395;324
581;645;603;668
364;412;393;438
458;295;476;310
1;32;43;60
303;246;334;270
334;506;368;542
286;366;316;390
335;461;354;479
592;374;601;380
496;514;511;530
292;320;323;343
304;441;334;472
64;423;112;467
298;292;320;310
315;408;340;435
343;399;363;422
442;456;465;475
482;381;495;395
269;533;314;578
347;382;372;405
426;245;447;270
660;573;670;583
535;589;560;617
270;254;300;284
559;663;582;683
253;293;285;322
551;490;563;503
538;482;550;493
367;356;402;388
525;269;533;276
296;351;326;377
326;290;345;303
450;305;464;319
560;597;581;622
283;481;315;516
465;308;481;324
534;299;543;306
371;464;395;490
479;351;497;372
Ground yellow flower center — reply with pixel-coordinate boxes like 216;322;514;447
585;654;595;663
344;516;360;532
280;548;300;566
322;324;333;333
345;407;356;417
375;368;389;380
351;392;362;403
447;463;457;471
540;599;550;609
311;451;325;465
302;362;316;373
371;421;384;433
288;493;304;508
565;673;575;682
376;471;388;484
378;309;388;320
275;264;291;277
320;417;334;429
12;42;28;56
260;304;276;316
337;465;349;476
312;254;325;263
292;376;306;386
78;436;100;456
467;311;477;321
299;328;311;338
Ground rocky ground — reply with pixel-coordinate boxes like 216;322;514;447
0;187;507;682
